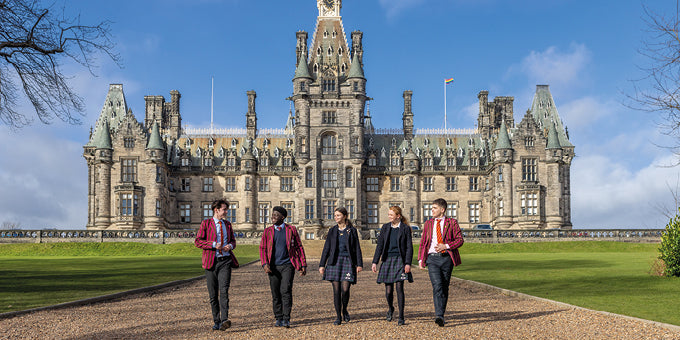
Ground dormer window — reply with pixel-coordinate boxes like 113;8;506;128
317;47;321;56
338;46;343;55
260;157;269;167
424;157;432;166
314;63;319;73
341;63;346;73
283;157;292;167
323;30;328;38
446;138;452;147
368;156;377;166
231;138;237;147
204;158;213;167
185;139;191;149
424;138;429;147
327;46;333;56
332;30;337;38
208;138;214;148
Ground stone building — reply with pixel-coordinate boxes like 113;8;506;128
82;0;574;236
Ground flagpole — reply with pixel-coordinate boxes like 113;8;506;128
444;79;447;132
210;76;214;135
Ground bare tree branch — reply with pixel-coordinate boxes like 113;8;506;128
0;0;120;128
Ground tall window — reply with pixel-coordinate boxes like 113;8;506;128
121;159;137;182
202;177;213;192
119;193;139;216
345;199;355;220
227;203;237;222
409;176;415;190
345;168;353;187
245;177;251;191
367;177;379;191
390;177;401;191
468;202;480;223
446;177;457;191
322;111;337;124
522;158;537;181
423;177;433;191
305;200;315;219
368;157;377;166
226;177;237;192
498;199;504;216
305;167;314;187
258;203;270;224
124;137;135;148
498;166;504;182
447;203;458;219
155;199;161;217
245;207;250;223
323;79;336;91
204;158;213;167
181;178;191;192
181;158;190;167
469;176;479;191
156;166;163;183
281;202;293;224
525;136;535;147
202;203;212;220
322;169;337;188
423;157;432;167
259;177;270;192
521;192;538;215
280;177;294;192
180;203;191;223
322;200;336;220
423;203;433;221
367;202;378;224
322;134;337;155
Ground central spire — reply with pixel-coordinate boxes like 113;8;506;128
317;0;341;17
309;0;350;81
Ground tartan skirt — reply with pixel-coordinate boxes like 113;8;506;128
376;255;414;284
323;255;357;284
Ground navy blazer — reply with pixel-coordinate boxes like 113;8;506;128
319;225;363;268
372;222;413;265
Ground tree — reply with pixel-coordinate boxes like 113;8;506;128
628;2;680;157
0;0;119;128
659;209;680;277
0;220;21;229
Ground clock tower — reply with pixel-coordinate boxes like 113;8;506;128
318;0;341;17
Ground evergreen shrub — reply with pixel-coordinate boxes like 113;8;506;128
659;209;680;277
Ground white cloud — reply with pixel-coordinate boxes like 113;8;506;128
571;153;680;229
378;0;425;18
513;43;591;89
559;96;615;128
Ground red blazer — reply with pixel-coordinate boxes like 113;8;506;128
259;224;307;271
418;217;464;266
194;218;239;270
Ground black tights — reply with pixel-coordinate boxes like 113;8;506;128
385;281;405;319
331;281;351;318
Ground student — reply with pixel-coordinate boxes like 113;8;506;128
371;206;413;326
259;206;307;328
319;207;363;325
194;199;240;331
418;198;464;327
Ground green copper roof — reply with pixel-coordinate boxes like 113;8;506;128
284;110;295;135
347;51;365;79
546;121;561;149
494;120;512;150
293;52;313;79
146;122;164;150
529;85;572;147
91;119;112;149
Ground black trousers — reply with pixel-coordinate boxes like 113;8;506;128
268;263;295;321
426;254;453;318
206;257;232;324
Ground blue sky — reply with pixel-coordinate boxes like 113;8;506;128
1;0;678;229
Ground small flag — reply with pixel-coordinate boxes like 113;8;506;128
444;78;454;84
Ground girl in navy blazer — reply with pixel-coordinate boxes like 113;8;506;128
371;206;413;326
319;207;363;325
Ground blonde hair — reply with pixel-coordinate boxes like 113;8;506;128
389;206;410;227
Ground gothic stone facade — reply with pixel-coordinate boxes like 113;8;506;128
83;0;575;237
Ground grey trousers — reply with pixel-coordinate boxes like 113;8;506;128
206;257;233;324
268;263;295;321
426;254;453;318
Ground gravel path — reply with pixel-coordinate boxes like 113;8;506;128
1;260;679;339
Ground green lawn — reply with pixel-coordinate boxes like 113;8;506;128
450;242;680;326
0;242;261;313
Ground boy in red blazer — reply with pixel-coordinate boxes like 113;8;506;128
259;206;307;328
195;199;239;331
418;198;464;327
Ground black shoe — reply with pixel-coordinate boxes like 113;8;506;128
283;320;290;328
435;317;445;327
398;318;405;326
333;318;342;325
212;322;221;331
219;320;231;330
386;308;394;321
343;311;350;322
275;319;283;327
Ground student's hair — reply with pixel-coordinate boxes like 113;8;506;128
334;207;353;228
389;205;410;227
211;199;230;212
433;198;448;210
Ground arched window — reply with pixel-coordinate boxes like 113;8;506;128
322;133;337;155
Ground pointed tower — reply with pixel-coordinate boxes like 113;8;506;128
402;90;414;140
84;118;114;229
246;91;257;140
144;122;167;229
493;119;514;228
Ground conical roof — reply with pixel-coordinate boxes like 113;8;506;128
530;85;572;147
146;122;164;150
91;119;112;149
347;51;365;79
494;120;512;150
293;52;313;80
546;121;561;149
284;110;295;135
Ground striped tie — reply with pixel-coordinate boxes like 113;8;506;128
219;220;224;255
436;219;444;252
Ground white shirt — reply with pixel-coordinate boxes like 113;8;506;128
212;218;235;257
428;217;450;254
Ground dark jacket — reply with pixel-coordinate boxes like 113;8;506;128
319;225;363;268
372;222;413;265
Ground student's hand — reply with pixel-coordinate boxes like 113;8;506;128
263;264;272;274
371;263;378;273
419;262;426;270
300;267;307;276
357;266;363;273
404;264;411;273
434;243;447;253
319;267;325;274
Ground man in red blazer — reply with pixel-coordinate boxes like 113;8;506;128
195;199;239;331
259;206;307;328
418;198;464;327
